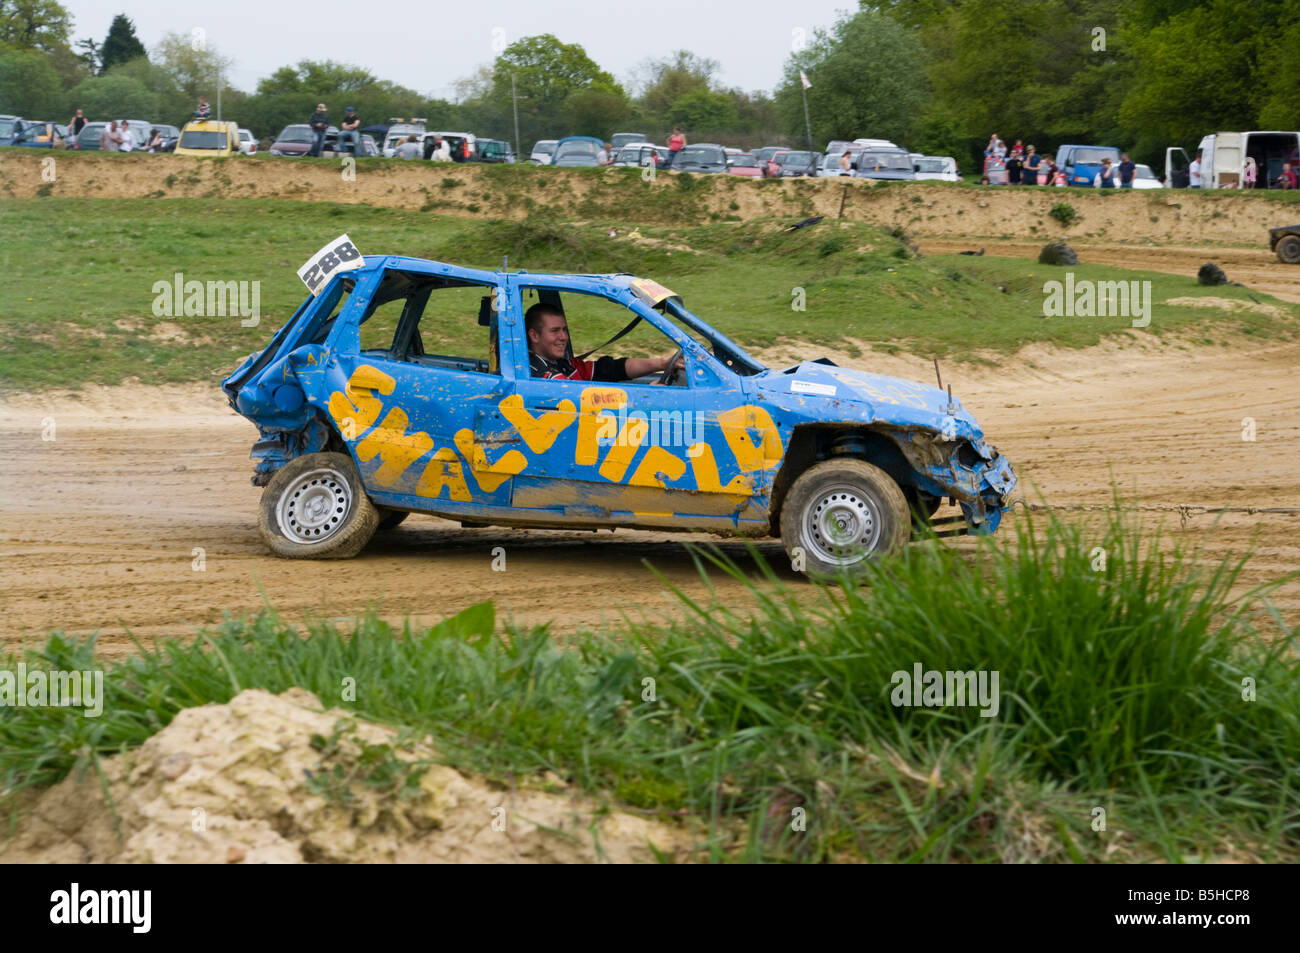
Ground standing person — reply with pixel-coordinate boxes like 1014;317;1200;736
68;108;86;149
338;106;360;156
1093;156;1118;188
1118;152;1136;189
666;127;686;167
117;120;134;152
431;136;451;162
596;141;613;165
1022;145;1041;185
145;128;163;152
1243;156;1257;189
100;120;121;152
838;150;853;173
1006;144;1022;185
396;134;421;159
307;103;329;157
195;98;211;119
1188;150;1203;188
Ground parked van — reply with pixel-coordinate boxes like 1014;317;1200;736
1166;131;1300;189
173;119;241;157
1055;144;1122;187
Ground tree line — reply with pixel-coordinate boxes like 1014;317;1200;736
1;1;1294;167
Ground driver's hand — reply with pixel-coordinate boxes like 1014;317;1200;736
660;353;685;372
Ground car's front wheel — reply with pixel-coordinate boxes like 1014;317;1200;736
780;458;910;575
1276;234;1300;265
258;452;378;559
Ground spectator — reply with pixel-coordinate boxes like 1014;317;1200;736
1093;156;1118;188
1243;156;1257;189
431;137;451;162
100;120;121;152
985;133;1006;158
68;108;86;149
1118;152;1136;189
117;120;134;152
307;103;329;157
1053;167;1067;186
145;128;163;152
338;106;360;156
1189;150;1203;188
195;98;211;120
839;150;853;173
596;141;613;165
666;126;686;167
1006;147;1022;185
396;134;421;159
1277;162;1298;190
1023;145;1041;185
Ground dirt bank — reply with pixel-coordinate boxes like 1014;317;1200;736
2;151;1292;245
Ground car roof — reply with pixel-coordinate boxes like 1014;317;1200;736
556;136;605;146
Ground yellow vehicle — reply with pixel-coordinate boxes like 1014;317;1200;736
173;119;241;157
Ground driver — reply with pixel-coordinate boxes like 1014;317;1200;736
526;304;683;382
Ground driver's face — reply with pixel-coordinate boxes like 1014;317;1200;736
528;314;569;361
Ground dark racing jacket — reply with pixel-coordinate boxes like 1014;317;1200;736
529;351;629;382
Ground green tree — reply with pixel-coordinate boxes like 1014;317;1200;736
152;31;234;103
0;0;72;52
99;13;145;73
638;50;717;120
487;34;625;146
565;88;631;139
668;88;738;132
775;9;928;149
67;71;158;119
0;47;62;114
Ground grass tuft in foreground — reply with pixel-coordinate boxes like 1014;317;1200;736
2;503;1296;861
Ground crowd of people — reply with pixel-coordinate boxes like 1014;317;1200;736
977;133;1140;187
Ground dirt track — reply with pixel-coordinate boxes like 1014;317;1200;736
2;331;1297;654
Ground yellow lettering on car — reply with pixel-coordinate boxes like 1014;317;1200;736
598;415;648;482
627;446;687;488
688;442;754;500
576;388;628;466
354;406;434;487
328;364;394;437
415;447;472;501
715;406;784;472
498;393;576;454
454;428;527;493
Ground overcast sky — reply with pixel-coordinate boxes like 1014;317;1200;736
66;1;856;100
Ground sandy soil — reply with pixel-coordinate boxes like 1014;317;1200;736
2;331;1297;655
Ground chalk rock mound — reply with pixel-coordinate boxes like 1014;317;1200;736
0;688;690;863
1037;242;1080;265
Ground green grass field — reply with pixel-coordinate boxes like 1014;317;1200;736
3;506;1296;862
2;197;1295;391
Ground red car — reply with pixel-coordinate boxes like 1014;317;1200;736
724;149;762;178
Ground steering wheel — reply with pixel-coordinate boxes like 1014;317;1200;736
659;347;685;386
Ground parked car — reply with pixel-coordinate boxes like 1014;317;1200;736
174;120;242;157
819;145;862;176
382;122;425;158
763;150;789;178
223;247;1017;573
552;136;606;167
11;121;69;148
0;115;26;146
75;120;150;152
473;139;515;163
752;146;787;166
360;134;379;157
854;148;917;181
1131;163;1163;189
270;124;333;157
238;128;256;155
1055;144;1122;187
152;124;181;152
672;143;728;173
724;149;762;177
614;142;668;168
982;154;1008;185
1269;224;1300;264
912;156;960;182
1166;130;1300;189
773;150;819;177
610;132;647;149
529;139;558;164
853;138;899;150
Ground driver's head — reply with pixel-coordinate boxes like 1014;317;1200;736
525;304;568;361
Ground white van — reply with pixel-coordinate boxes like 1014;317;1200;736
1166;131;1300;189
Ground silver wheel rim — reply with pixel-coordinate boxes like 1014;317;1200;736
802;483;882;567
276;467;352;544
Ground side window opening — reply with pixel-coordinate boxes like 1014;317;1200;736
357;270;500;375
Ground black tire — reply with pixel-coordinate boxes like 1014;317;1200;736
258;452;378;559
779;458;910;575
376;508;409;532
1276;235;1300;265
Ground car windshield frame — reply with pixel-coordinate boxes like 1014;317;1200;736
859;152;912;171
180;130;228;149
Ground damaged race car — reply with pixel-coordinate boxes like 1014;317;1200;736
222;235;1017;574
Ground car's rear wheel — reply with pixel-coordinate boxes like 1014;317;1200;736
780;458;910;575
1276;235;1300;265
258;452;378;559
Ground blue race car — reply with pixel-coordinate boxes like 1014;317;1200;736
223;239;1017;574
